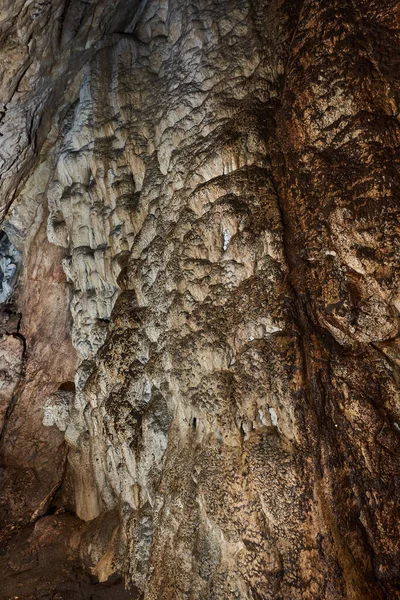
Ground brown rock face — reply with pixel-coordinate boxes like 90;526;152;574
0;1;399;599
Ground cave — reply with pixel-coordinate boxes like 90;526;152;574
0;1;399;599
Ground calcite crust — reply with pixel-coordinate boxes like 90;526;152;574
0;1;399;599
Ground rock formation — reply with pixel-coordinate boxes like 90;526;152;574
0;1;399;598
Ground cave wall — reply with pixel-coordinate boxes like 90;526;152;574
0;1;399;599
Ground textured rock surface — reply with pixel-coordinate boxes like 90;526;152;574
0;1;399;599
0;233;20;303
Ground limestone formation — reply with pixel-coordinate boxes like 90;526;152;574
0;233;20;304
0;1;399;599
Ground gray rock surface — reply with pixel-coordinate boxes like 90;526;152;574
0;232;20;303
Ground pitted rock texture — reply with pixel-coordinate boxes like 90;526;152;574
0;1;399;599
0;232;20;303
